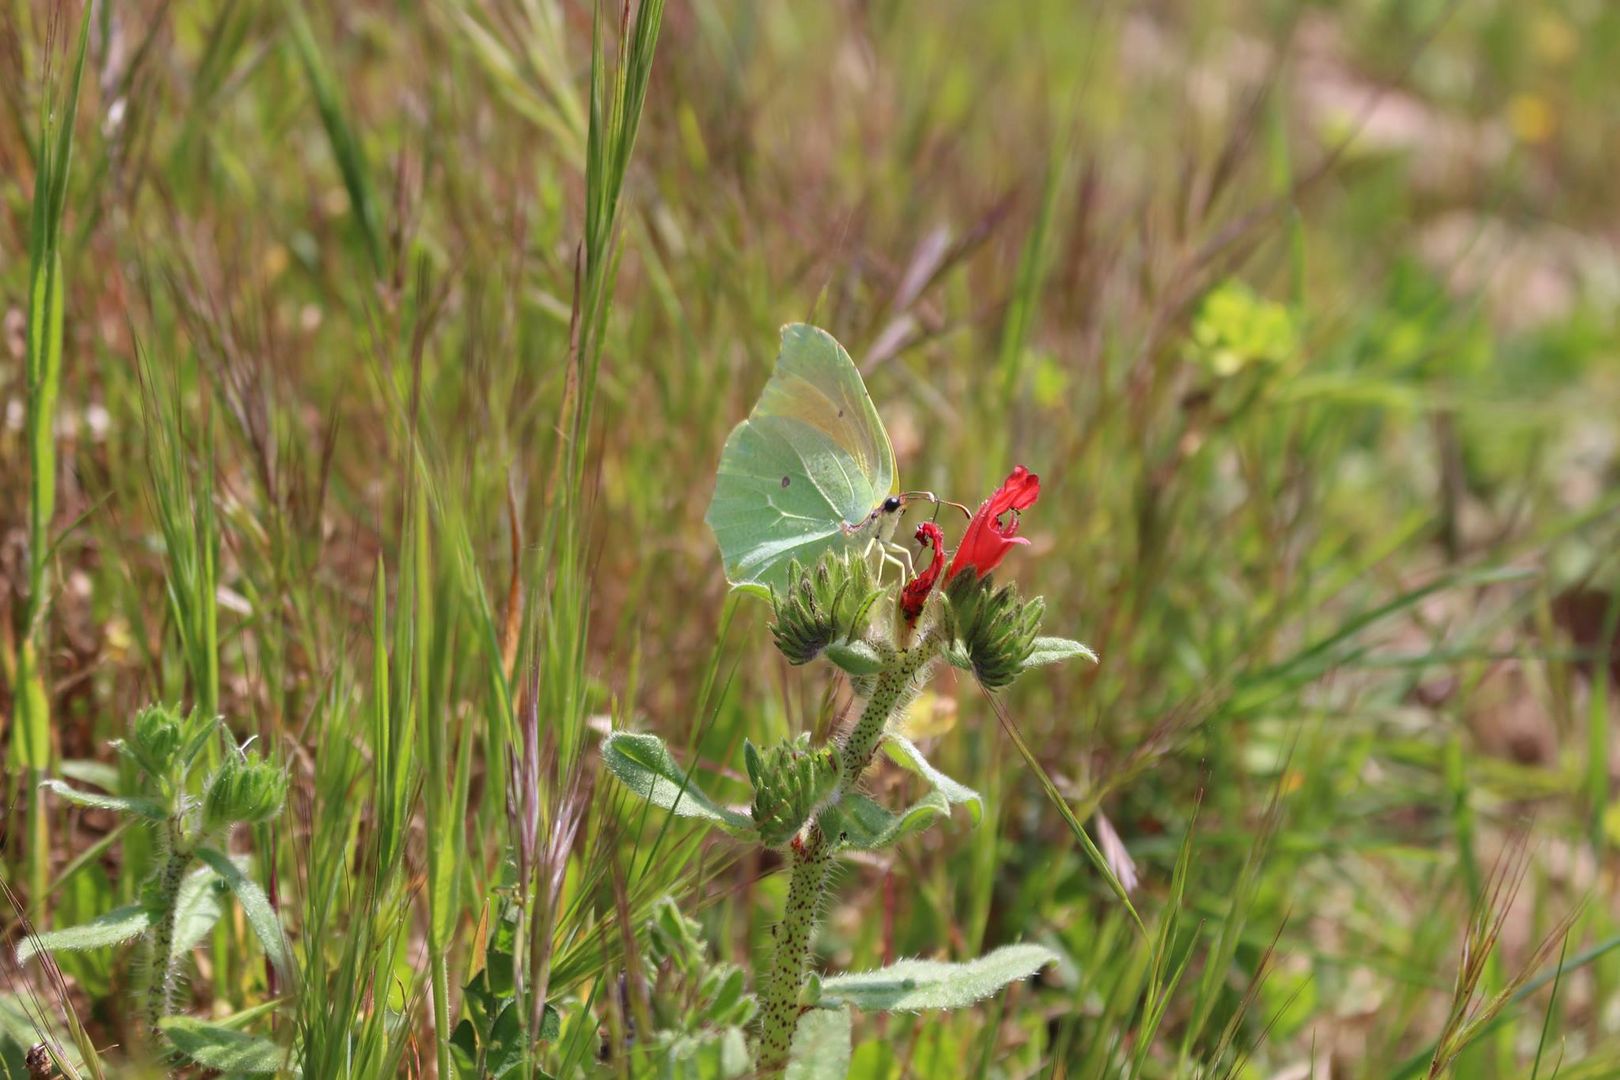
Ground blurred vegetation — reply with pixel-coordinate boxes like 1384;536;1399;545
2;0;1620;1076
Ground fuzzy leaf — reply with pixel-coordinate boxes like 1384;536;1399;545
784;1006;852;1080
1023;637;1098;669
817;944;1057;1012
196;847;290;980
160;1016;285;1074
39;779;165;820
825;640;884;675
819;790;949;850
58;759;120;792
601;732;755;836
16;905;151;963
883;736;983;825
173;865;227;956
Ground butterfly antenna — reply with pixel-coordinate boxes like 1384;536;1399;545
898;491;973;521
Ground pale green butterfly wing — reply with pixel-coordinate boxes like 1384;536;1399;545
705;324;897;597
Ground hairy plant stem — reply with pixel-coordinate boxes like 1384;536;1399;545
144;817;193;1038
838;635;939;782
756;823;831;1073
757;639;939;1073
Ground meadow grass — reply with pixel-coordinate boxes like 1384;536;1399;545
3;0;1620;1076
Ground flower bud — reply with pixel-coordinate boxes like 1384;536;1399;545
746;735;842;848
944;571;1044;691
769;551;882;665
120;704;184;779
203;752;288;830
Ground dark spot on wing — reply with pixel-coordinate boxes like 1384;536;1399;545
781;475;791;488
837;408;844;418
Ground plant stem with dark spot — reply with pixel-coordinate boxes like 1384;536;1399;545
839;636;938;783
144;819;193;1039
756;640;939;1073
756;824;831;1074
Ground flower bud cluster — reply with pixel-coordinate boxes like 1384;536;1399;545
769;550;882;665
745;734;842;848
120;704;185;780
203;751;288;831
944;571;1044;690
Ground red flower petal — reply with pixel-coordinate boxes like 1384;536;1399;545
901;522;945;626
945;466;1040;581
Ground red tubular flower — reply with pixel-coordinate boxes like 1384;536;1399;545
900;522;945;625
945;466;1040;581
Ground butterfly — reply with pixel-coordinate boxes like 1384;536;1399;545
704;324;911;598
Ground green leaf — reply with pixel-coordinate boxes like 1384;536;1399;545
817;944;1058;1012
882;737;983;825
195;847;291;979
159;1016;285;1074
57;759;120;792
450;1019;479;1078
39;779;165;820
485;1002;526;1078
785;1006;852;1080
16;905;151;963
600;731;755;836
819;790;949;850
1022;637;1098;669
173;865;226;956
825;640;884;675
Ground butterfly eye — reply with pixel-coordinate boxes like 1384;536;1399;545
882;496;902;513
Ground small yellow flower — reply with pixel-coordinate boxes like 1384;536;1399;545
1508;94;1555;145
1531;13;1578;67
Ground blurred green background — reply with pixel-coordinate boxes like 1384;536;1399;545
3;0;1620;1076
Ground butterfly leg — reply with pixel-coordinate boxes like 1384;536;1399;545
859;536;913;586
880;540;916;582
